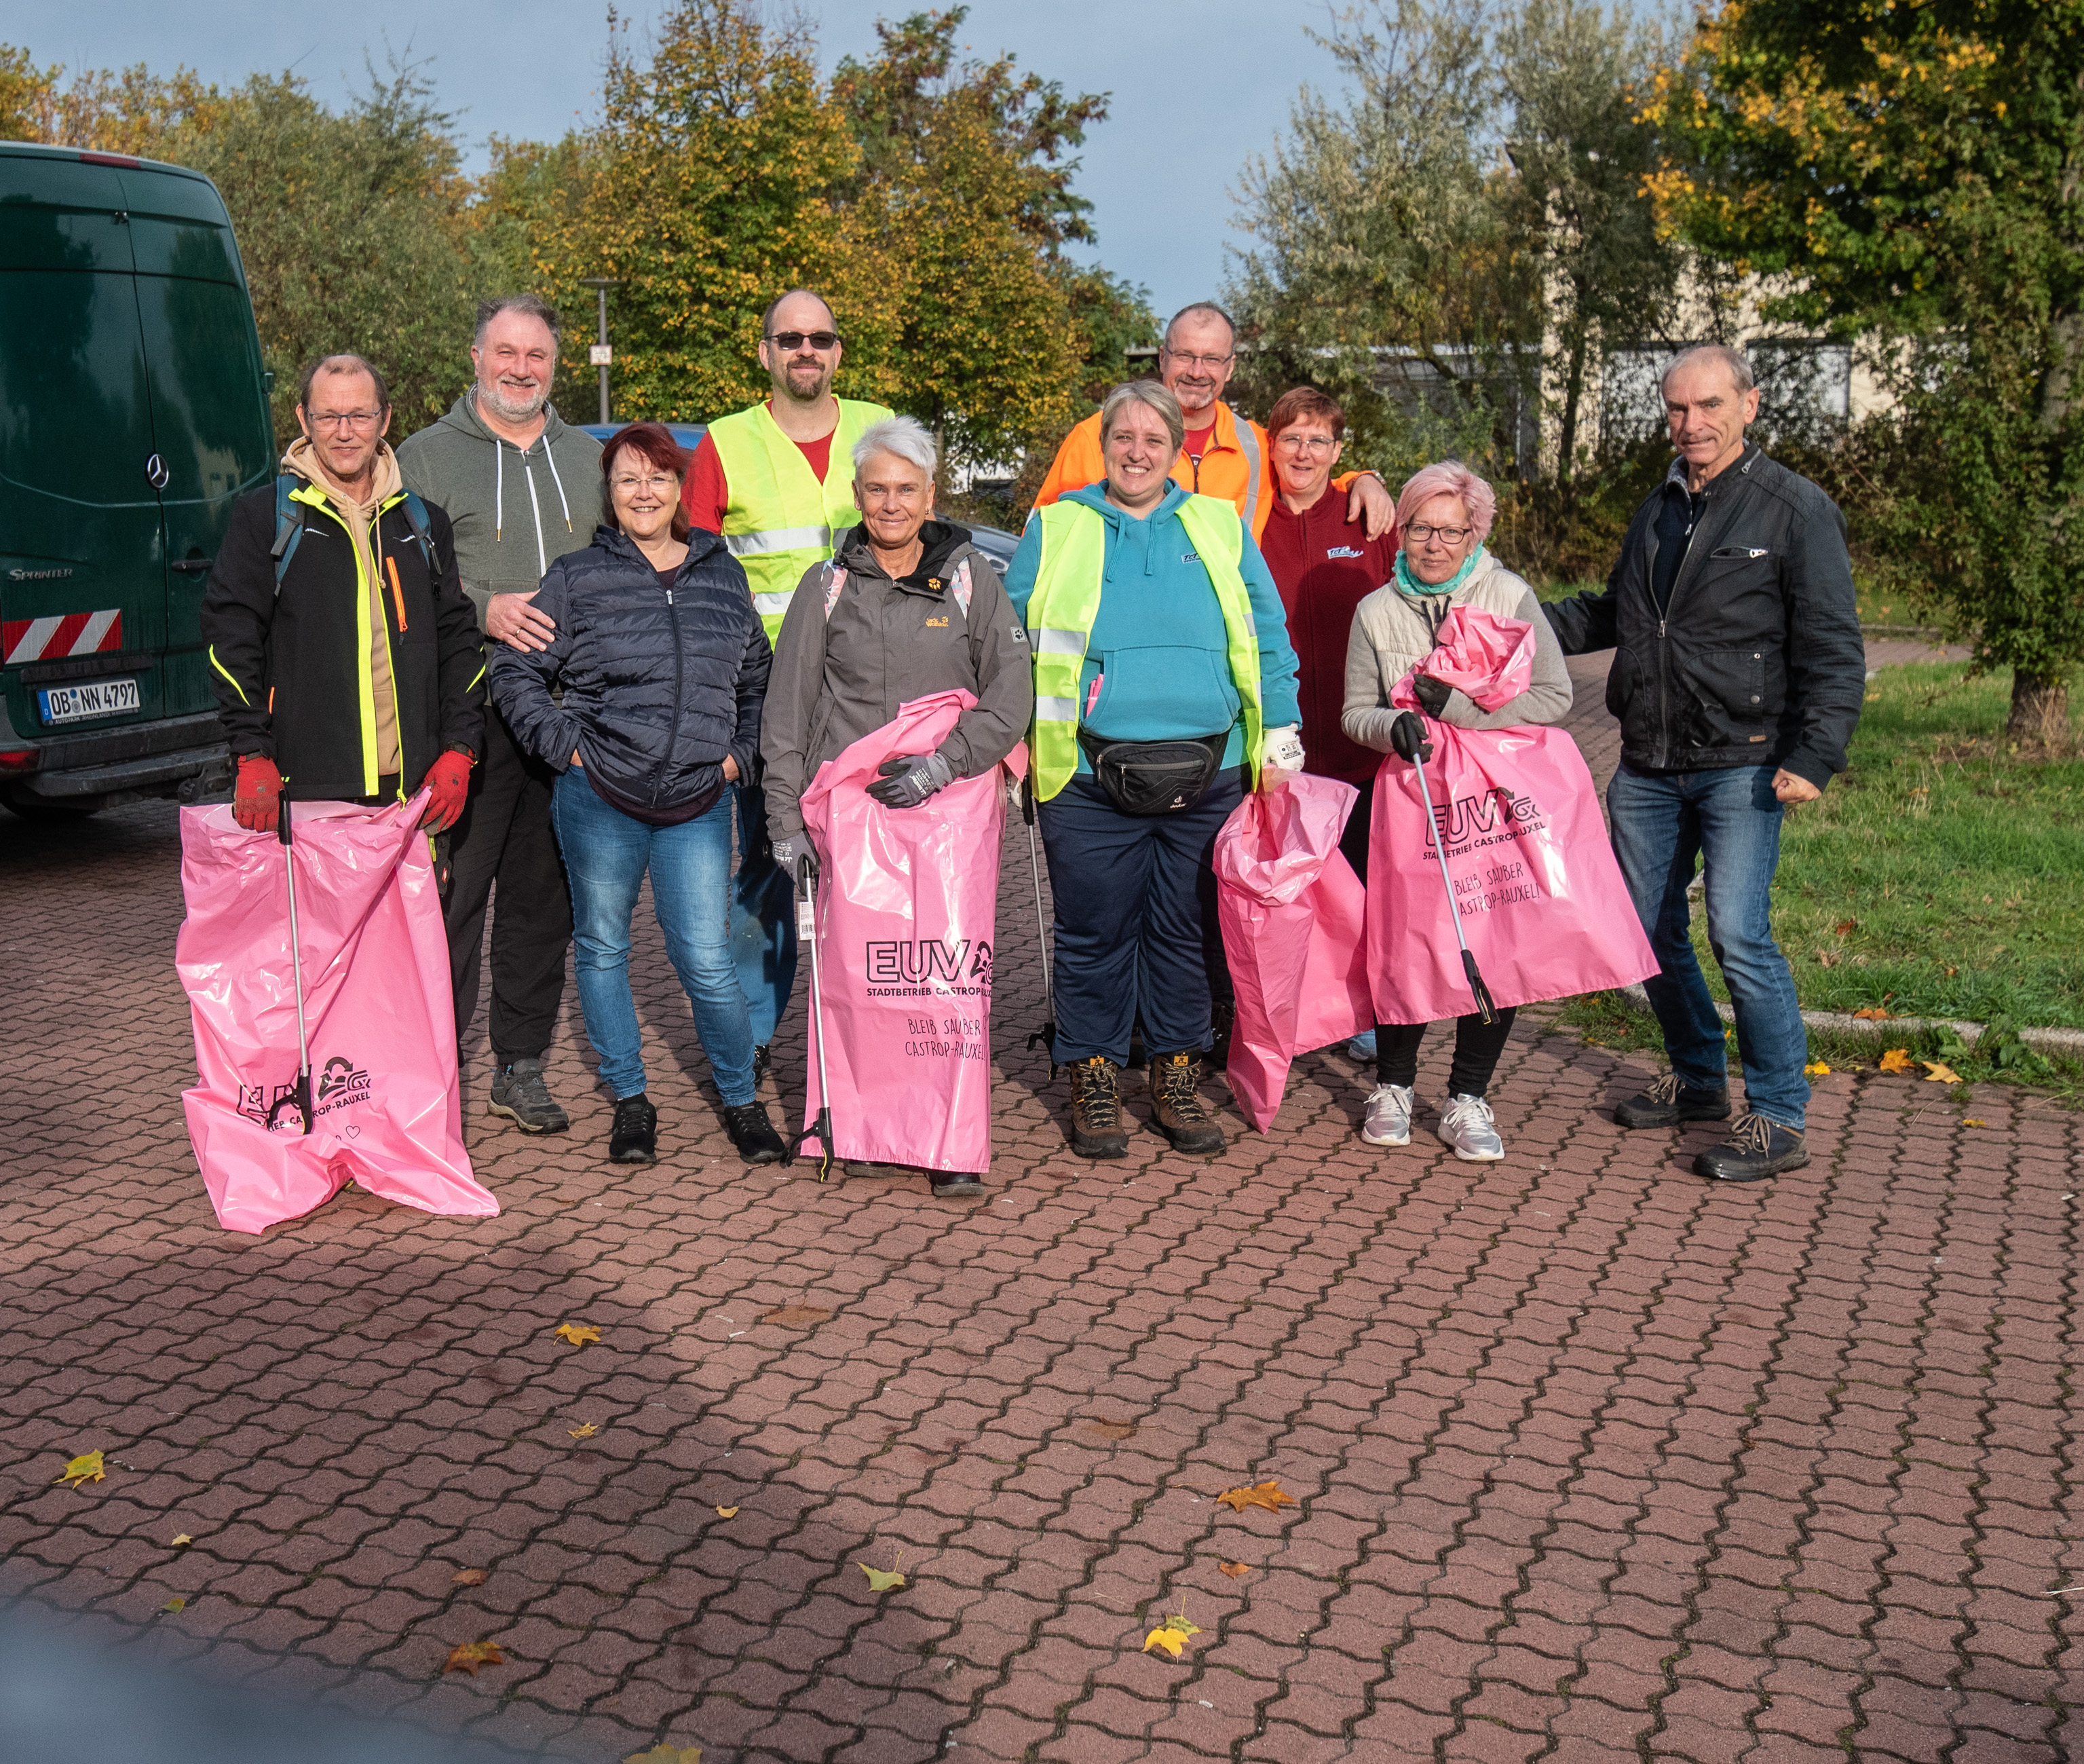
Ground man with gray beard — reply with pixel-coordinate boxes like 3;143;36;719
396;295;604;1133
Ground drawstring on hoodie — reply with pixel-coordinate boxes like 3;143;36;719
540;442;574;534
493;432;573;572
493;440;504;543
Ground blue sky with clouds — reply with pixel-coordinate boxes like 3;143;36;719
5;0;1352;317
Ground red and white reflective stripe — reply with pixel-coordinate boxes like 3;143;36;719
2;611;123;667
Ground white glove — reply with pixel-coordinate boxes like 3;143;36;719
1263;726;1306;772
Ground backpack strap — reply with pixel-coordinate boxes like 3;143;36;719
269;474;305;593
821;563;848;618
397;490;438;574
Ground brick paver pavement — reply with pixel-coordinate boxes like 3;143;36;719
3;640;2077;1762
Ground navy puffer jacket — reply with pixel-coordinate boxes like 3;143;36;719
491;525;769;822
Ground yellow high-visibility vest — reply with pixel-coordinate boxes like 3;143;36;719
707;397;895;645
1024;493;1265;803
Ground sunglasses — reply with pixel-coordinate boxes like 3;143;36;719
766;330;839;351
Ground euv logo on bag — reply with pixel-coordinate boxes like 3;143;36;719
1421;785;1547;856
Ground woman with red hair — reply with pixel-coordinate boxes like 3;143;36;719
491;423;784;1168
1341;462;1572;1161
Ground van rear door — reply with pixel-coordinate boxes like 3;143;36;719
0;150;166;736
121;162;273;720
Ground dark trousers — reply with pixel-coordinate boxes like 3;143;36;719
1376;1009;1517;1097
443;710;572;1064
1038;768;1246;1066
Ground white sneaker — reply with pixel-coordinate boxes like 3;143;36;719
1437;1093;1504;1161
1361;1083;1413;1146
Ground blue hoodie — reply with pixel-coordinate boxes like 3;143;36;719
1005;483;1302;775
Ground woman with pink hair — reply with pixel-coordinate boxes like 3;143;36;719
1340;462;1573;1161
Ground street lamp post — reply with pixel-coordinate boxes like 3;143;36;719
577;278;622;426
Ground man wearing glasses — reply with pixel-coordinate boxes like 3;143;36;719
679;288;894;1074
1033;301;1396;542
202;352;485;840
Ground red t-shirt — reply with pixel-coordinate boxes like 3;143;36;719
1258;491;1401;789
1181;421;1216;464
680;411;835;533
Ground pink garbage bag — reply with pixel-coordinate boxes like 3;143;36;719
797;691;1019;1175
176;795;496;1235
1369;612;1656;1024
1216;772;1374;1132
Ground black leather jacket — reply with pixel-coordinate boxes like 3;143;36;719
1545;444;1865;787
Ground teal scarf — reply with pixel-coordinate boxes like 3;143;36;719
1394;544;1485;599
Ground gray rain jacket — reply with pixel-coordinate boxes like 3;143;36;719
759;520;1035;848
395;391;605;629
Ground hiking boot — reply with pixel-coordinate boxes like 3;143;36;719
1149;1052;1226;1155
488;1057;569;1133
1437;1092;1505;1161
1614;1072;1731;1129
1067;1055;1131;1159
1361;1082;1414;1146
930;1171;985;1199
1694;1112;1809;1182
609;1093;658;1163
722;1100;785;1165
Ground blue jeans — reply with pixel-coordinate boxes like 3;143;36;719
727;781;797;1048
550;770;757;1106
1606;762;1808;1128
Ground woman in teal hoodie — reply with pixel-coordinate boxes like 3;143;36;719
1007;380;1303;1161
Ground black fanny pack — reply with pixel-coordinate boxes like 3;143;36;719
1076;730;1228;816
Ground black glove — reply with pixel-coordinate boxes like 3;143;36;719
1412;673;1452;716
867;751;955;810
771;838;818;889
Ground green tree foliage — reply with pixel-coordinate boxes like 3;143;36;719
1649;0;2084;738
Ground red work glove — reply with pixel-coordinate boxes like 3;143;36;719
233;754;283;832
419;748;474;832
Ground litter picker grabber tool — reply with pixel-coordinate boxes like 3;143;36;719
265;800;316;1133
784;856;837;1179
1019;773;1057;1076
1390;711;1498;1026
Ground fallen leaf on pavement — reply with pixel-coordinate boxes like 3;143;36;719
1962;1119;1986;1127
443;1641;504;1676
453;1569;487;1586
1143;1626;1190;1657
761;1304;833;1327
553;1323;600;1347
624;1746;702;1764
1878;1048;1916;1074
54;1450;104;1490
170;1534;193;1548
715;1506;738;1518
568;1423;599;1440
1804;1061;1830;1077
1214;1481;1298;1514
858;1552;905;1592
1853;1007;1893;1021
1922;1062;1962;1083
160;1598;185;1613
1082;1418;1137;1442
1217;1561;1251;1579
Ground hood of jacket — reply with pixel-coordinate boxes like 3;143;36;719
832;518;978;586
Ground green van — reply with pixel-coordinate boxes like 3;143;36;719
0;140;274;817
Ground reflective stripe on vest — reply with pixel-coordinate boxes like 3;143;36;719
1024;495;1266;804
708;397;894;645
1234;415;1262;534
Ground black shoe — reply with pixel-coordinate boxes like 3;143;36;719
1694;1112;1809;1182
1149;1051;1227;1155
843;1160;897;1178
1067;1055;1131;1159
753;1043;772;1081
722;1100;785;1165
930;1171;985;1199
488;1057;570;1133
609;1093;658;1163
1615;1072;1732;1129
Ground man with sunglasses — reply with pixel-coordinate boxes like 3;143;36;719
1033;301;1395;542
680;289;895;1072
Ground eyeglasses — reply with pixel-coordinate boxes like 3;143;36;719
307;409;383;431
1161;349;1234;372
1274;434;1339;454
1405;522;1473;544
609;474;679;495
766;331;839;351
